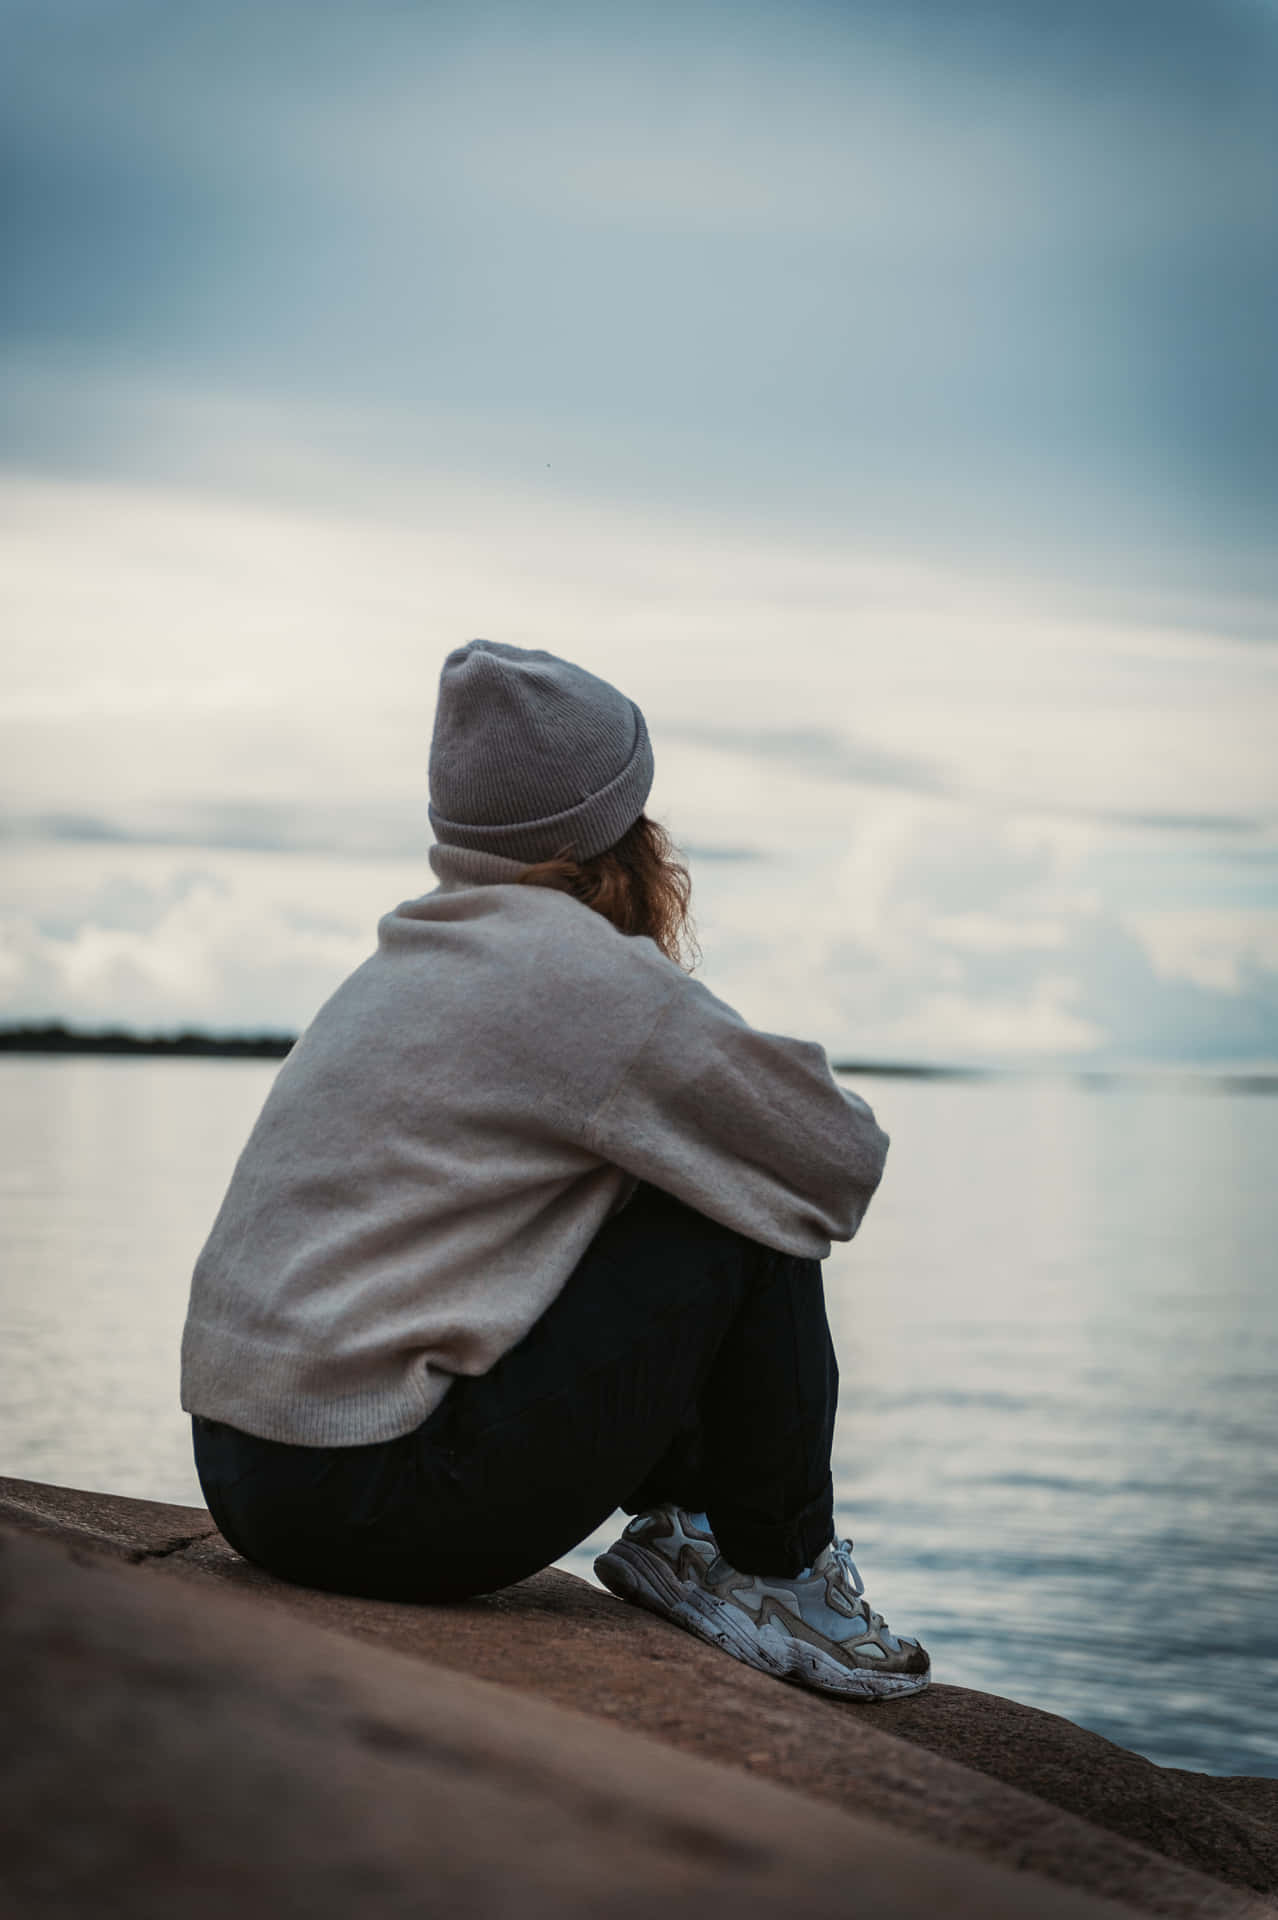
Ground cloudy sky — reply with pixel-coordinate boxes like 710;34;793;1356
3;0;1276;1065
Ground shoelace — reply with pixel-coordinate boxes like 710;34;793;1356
829;1538;865;1594
830;1538;888;1632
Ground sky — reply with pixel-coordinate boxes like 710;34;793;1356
2;0;1276;1065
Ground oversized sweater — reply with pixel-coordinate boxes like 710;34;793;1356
180;844;890;1447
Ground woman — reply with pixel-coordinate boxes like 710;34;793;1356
183;639;929;1700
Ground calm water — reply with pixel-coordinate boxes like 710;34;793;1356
2;1057;1275;1777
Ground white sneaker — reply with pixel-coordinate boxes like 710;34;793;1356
595;1504;930;1700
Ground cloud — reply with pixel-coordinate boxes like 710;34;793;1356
822;903;1278;1068
663;725;948;797
1121;909;1278;994
4;809;1277;1065
676;843;765;863
875;978;1104;1060
0;807;764;867
0;806;431;860
2;471;1275;1063
3;0;1275;596
2;6;1275;1064
9;468;1269;847
1093;811;1271;835
663;724;1277;839
0;678;273;724
0;847;397;1033
688;803;1278;1064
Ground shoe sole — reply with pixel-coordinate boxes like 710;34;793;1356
594;1541;930;1701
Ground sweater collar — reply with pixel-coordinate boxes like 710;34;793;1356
428;843;530;893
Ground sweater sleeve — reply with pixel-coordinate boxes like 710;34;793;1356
581;970;889;1259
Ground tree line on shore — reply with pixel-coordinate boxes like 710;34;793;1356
0;1022;296;1059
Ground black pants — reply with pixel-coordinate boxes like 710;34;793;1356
192;1182;838;1601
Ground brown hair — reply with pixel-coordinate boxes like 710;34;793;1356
517;814;698;970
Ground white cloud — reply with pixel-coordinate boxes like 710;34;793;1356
0;845;411;1033
932;913;1069;954
1123;910;1278;994
2;468;1276;1062
875;978;1103;1060
0;677;273;724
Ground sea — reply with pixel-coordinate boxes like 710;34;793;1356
2;1055;1275;1778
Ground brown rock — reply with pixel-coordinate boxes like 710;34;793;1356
2;1520;1130;1920
2;1476;1274;1918
868;1682;1278;1894
0;1473;219;1563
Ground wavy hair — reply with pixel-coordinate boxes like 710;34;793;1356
517;814;698;971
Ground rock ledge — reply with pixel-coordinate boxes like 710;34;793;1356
1;1476;1274;1919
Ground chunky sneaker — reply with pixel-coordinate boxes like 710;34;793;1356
595;1504;930;1700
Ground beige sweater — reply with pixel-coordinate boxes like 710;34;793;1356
180;845;889;1446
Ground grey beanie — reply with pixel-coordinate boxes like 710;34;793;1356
428;639;654;863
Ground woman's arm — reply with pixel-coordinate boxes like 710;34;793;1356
582;970;889;1259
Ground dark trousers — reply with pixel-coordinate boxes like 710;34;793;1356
192;1182;838;1601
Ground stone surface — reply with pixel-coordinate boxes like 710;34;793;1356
2;1476;1275;1918
2;1521;1130;1920
0;1473;220;1562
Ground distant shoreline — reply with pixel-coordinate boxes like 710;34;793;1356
1;1022;1275;1091
0;1023;295;1061
0;1022;962;1073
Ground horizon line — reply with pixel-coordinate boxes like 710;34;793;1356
1;1021;1276;1093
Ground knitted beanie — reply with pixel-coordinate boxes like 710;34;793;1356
428;639;654;863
